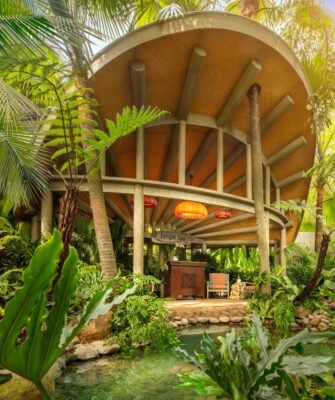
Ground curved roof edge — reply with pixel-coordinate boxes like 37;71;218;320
91;11;311;95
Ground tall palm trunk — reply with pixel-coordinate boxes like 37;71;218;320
315;179;324;252
247;84;271;295
240;0;259;19
295;233;330;303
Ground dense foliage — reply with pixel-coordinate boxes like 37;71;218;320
109;274;178;354
0;230;136;400
178;314;335;400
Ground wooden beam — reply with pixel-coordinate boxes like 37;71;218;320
178;46;207;119
178;121;186;184
185;214;254;235
206;239;277;247
267;135;307;166
197;223;277;239
200;94;295;188
260;94;294;134
277;170;305;188
105;196;133;227
130;60;146;108
216;59;262;127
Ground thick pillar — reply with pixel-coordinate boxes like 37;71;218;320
178;120;186;185
31;215;40;241
133;184;144;274
273;242;280;266
202;242;207;253
100;150;106;177
247;84;270;294
136;127;145;180
41;190;53;239
217;127;224;192
246;144;252;199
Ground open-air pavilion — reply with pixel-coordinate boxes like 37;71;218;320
39;12;315;289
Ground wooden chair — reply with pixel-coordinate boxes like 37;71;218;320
206;273;230;298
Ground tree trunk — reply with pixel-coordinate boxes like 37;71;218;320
295;233;330;303
86;166;118;278
57;185;78;280
240;0;259;19
247;84;271;295
315;179;324;252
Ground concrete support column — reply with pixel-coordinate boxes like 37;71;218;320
273;242;280;266
217;127;224;192
41;190;53;239
265;166;271;207
136;127;145;180
202;242;207;253
133;184;144;274
246;144;252;199
280;228;287;272
168;246;174;261
178;120;186;185
31;215;40;241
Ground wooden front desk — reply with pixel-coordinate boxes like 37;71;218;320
164;261;207;299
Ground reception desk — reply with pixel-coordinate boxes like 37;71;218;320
164;261;207;299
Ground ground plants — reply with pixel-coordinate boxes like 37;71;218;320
0;230;136;400
178;313;335;400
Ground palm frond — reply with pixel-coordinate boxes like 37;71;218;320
0;80;50;206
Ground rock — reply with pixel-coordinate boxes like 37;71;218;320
219;316;230;323
188;317;197;325
289;322;300;330
91;341;121;355
197;317;209;324
295;306;309;319
230;316;243;323
303;317;309;325
295;318;305;325
318;322;329;332
174;316;182;321
328;302;335;311
209;317;219;324
310;317;321;327
181;318;189;326
73;344;99;361
321;317;330;324
311;327;319;332
170;322;178;328
78;311;113;342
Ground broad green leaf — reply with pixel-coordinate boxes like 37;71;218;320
0;373;12;385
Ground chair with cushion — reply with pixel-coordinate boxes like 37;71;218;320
206;273;230;298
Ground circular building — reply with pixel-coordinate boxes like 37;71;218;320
49;12;314;274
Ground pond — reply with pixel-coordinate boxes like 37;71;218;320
55;325;335;400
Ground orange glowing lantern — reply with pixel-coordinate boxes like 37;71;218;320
215;208;232;219
175;201;208;220
130;195;158;208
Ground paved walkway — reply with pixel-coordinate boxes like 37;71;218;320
165;299;248;310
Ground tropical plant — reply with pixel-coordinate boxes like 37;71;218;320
0;230;136;400
109;294;179;354
0;268;23;317
178;313;335;399
0;235;34;274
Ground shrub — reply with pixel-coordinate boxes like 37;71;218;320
109;294;179;353
0;235;34;274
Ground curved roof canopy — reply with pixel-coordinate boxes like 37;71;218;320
83;12;314;247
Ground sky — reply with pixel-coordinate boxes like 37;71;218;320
323;0;335;15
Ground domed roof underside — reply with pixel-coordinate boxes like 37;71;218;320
86;12;314;247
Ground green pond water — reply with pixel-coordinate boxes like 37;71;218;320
55;326;335;400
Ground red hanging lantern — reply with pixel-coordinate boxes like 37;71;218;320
130;195;158;208
215;208;232;219
175;201;208;220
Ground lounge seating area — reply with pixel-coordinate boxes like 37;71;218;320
206;273;256;300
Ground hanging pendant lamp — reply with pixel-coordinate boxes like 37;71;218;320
130;195;158;208
175;201;208;220
215;208;232;219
